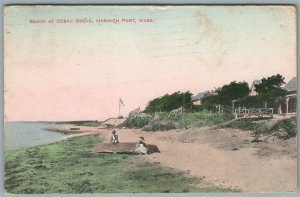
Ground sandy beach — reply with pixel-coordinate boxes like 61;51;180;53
52;124;297;193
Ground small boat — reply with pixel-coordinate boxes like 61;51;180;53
92;142;136;153
70;127;80;130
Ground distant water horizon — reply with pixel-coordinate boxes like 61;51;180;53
4;122;67;150
5;120;100;122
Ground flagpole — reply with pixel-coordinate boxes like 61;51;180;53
118;98;120;117
119;98;125;117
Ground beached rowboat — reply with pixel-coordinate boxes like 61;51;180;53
92;142;160;154
92;142;136;153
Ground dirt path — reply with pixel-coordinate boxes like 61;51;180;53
54;125;297;192
98;127;297;192
146;140;296;192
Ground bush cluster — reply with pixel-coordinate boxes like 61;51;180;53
225;117;297;138
123;111;233;131
176;111;233;128
270;117;297;137
123;111;297;140
123;116;151;128
143;120;178;131
225;119;269;133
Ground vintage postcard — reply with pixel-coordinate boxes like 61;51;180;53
4;5;297;193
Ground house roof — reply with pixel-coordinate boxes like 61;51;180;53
283;77;297;92
253;80;262;85
129;107;142;115
191;91;210;101
250;80;262;89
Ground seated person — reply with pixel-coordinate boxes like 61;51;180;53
110;130;119;144
134;136;148;155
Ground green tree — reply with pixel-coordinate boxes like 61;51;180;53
145;91;192;113
237;74;287;109
202;81;250;108
254;74;286;96
214;81;250;103
201;81;250;111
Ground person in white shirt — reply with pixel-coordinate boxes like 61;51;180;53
134;136;148;154
111;130;119;144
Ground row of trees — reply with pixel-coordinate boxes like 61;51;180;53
202;81;249;109
144;74;287;113
144;91;192;113
203;74;286;109
239;74;286;109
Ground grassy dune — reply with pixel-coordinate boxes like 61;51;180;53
4;136;233;193
124;111;296;139
124;111;233;131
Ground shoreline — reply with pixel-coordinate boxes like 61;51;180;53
57;124;297;192
5;122;297;192
4;122;68;151
4;134;232;193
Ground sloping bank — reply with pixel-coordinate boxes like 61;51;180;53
4;135;234;193
123;111;297;139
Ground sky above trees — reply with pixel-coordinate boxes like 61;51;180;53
4;6;296;121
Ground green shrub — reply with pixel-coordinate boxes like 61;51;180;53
124;116;151;128
225;116;297;139
143;120;177;131
271;117;297;137
237;95;277;109
176;111;233;128
157;112;169;119
225;119;269;133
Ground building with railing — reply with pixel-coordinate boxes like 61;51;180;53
282;77;297;114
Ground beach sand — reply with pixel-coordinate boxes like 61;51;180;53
53;125;297;192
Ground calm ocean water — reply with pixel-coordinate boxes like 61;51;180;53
4;122;67;150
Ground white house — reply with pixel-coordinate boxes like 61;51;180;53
191;91;211;106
